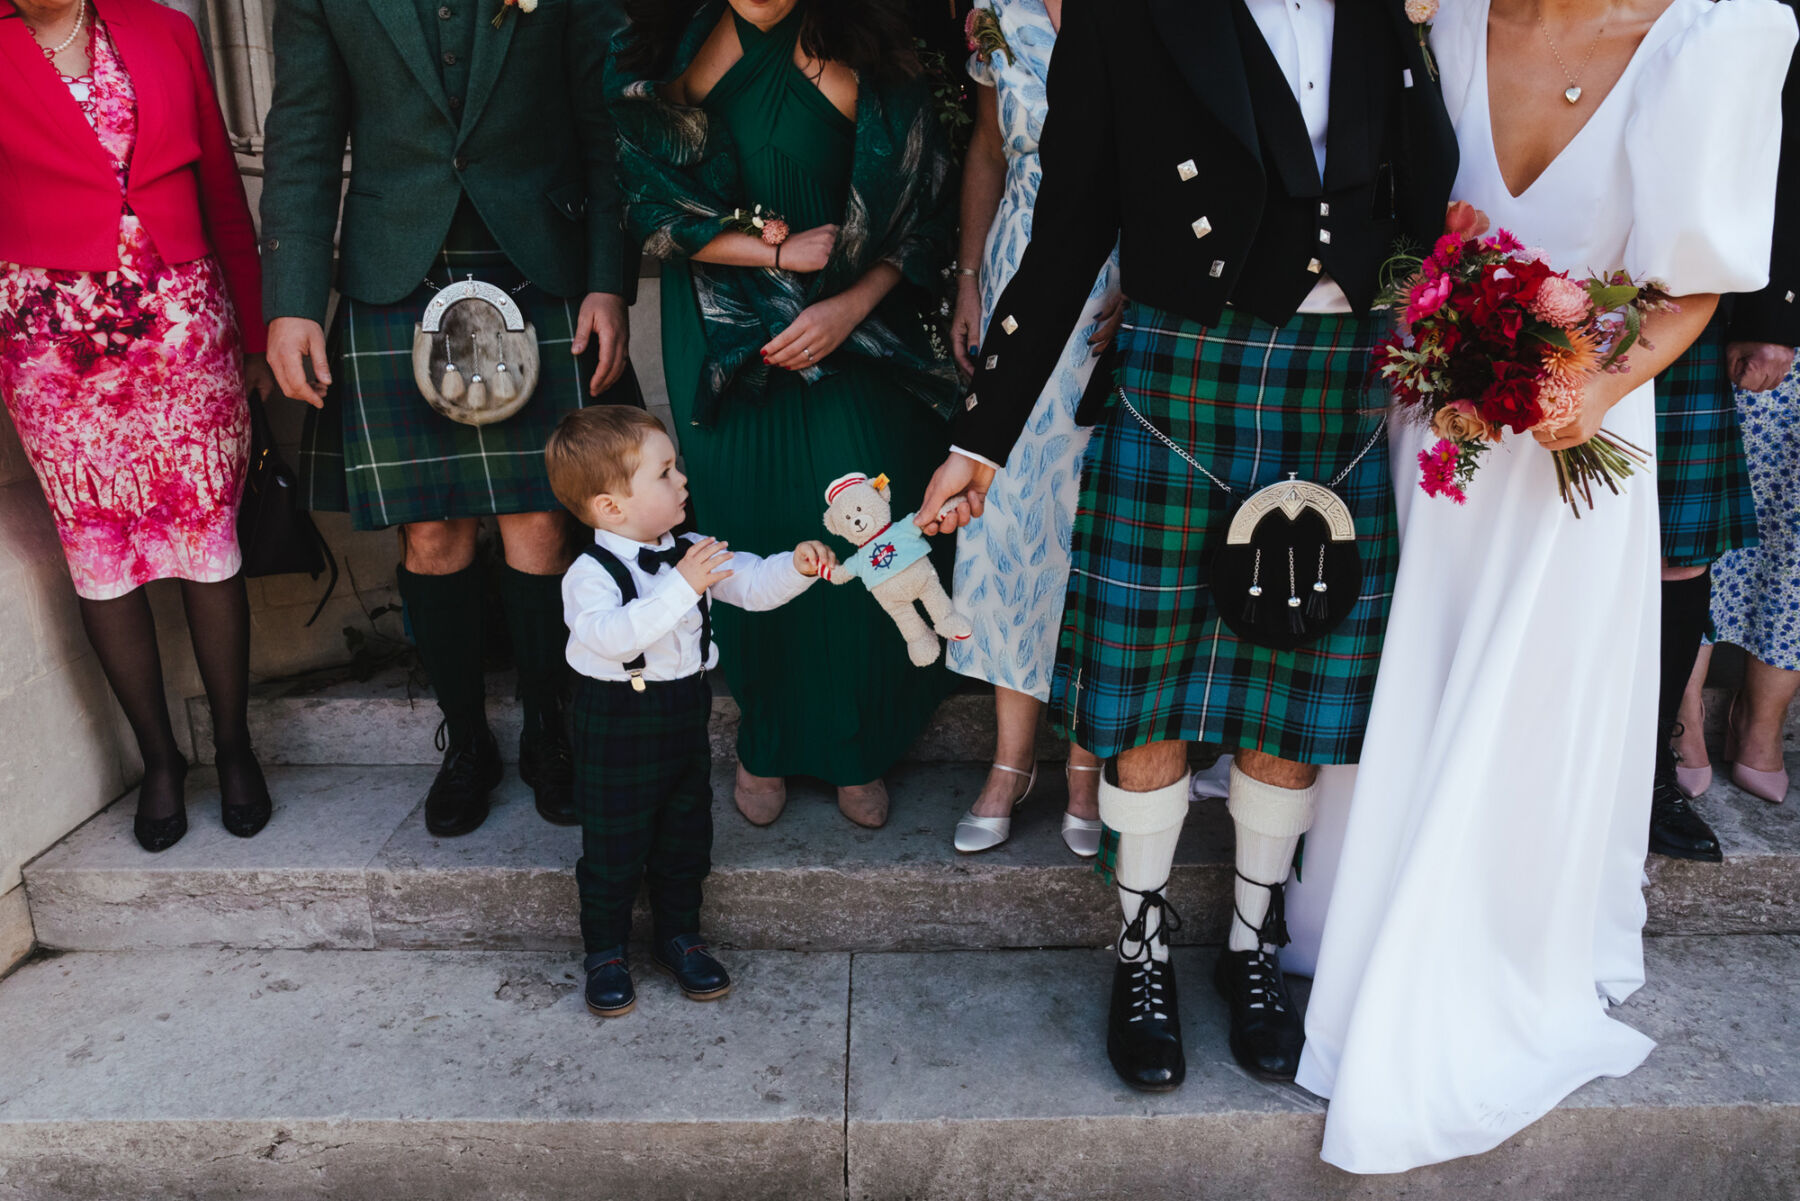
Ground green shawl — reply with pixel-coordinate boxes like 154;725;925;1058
607;4;961;427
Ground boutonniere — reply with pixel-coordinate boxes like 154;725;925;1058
1405;0;1439;81
723;204;791;248
964;8;1014;66
492;0;537;30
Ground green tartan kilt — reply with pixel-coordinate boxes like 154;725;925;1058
297;208;640;530
1654;314;1759;568
1049;302;1397;766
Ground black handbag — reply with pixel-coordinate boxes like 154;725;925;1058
237;394;338;625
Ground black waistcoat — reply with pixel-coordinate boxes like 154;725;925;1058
1227;0;1402;325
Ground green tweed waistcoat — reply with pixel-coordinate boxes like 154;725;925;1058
259;0;628;325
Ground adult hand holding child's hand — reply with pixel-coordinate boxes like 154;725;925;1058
677;537;735;594
793;540;837;578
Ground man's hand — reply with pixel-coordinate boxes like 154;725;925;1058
267;317;331;407
243;353;277;402
573;292;630;396
1726;341;1796;394
677;536;735;594
915;452;997;535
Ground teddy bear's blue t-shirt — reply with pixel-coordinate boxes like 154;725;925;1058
838;514;932;584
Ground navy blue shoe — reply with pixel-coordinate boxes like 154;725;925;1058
584;947;635;1018
652;934;732;1001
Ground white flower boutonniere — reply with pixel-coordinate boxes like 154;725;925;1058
1406;0;1440;81
492;0;537;30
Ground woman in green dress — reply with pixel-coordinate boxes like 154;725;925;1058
612;0;961;827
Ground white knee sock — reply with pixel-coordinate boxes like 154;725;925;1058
1225;763;1318;953
1099;772;1191;963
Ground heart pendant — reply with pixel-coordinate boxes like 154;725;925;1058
1564;85;1583;104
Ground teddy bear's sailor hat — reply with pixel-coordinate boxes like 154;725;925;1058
824;472;888;505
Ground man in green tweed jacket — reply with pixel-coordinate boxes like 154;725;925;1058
261;0;637;838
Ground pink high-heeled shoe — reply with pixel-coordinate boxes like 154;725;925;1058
1726;700;1789;805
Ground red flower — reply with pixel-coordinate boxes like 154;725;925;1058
1475;359;1545;433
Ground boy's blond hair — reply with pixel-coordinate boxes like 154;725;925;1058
544;405;669;524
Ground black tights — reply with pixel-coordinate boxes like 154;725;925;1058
78;574;265;821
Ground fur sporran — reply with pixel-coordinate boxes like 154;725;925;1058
412;279;540;425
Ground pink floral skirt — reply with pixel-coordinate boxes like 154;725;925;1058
0;218;249;600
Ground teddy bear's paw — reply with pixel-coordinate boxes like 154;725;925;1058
906;636;942;667
933;612;974;641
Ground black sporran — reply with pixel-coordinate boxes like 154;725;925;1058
1208;477;1363;652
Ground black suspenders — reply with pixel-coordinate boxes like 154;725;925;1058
580;541;712;692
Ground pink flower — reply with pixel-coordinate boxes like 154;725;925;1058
1418;439;1468;504
1405;273;1455;325
760;218;790;246
1405;0;1439;21
1533;375;1584;431
1529;275;1590;328
1444;202;1491;240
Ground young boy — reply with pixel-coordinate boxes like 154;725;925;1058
546;406;834;1018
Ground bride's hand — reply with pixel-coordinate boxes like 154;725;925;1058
1532;376;1617;451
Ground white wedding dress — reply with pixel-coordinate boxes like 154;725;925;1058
1288;0;1795;1174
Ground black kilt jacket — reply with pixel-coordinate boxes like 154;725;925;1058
953;0;1461;464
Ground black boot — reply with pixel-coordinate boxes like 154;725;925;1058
425;719;502;837
653;933;732;1001
1651;573;1722;863
584;946;636;1017
1650;735;1723;862
499;564;576;825
1105;885;1186;1092
1214;874;1304;1081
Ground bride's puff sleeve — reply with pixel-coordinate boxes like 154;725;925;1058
1622;0;1798;297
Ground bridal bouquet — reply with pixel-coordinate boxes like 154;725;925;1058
1376;203;1673;512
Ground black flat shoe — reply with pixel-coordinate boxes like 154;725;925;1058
584;947;635;1017
216;746;272;839
520;723;577;827
1214;949;1304;1082
1650;781;1723;863
1106;956;1186;1092
652;933;732;1001
133;756;190;853
425;721;502;838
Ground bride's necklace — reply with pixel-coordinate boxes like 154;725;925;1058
1536;0;1614;105
31;0;88;61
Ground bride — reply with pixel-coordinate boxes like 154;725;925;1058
1290;0;1795;1174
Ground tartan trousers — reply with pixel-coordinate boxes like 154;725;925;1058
573;673;715;952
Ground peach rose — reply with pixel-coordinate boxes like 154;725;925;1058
1406;0;1439;22
1431;402;1494;443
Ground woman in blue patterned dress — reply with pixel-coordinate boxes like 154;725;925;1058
945;0;1121;857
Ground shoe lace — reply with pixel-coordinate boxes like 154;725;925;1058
1116;884;1183;966
1233;870;1291;950
433;719;484;782
1123;958;1171;1023
1240;949;1288;1015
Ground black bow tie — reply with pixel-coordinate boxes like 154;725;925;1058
637;543;685;574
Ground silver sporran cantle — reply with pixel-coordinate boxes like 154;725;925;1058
412;278;540;425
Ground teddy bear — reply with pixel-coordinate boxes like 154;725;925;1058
820;472;973;666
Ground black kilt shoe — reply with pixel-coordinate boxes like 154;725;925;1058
520;719;578;827
1106;956;1186;1092
1214;948;1304;1081
425;721;502;837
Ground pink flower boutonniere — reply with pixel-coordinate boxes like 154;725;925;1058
1406;0;1439;81
492;0;537;30
964;8;1014;66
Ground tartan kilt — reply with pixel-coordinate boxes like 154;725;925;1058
1049;302;1396;766
1654;315;1759;567
297;205;641;530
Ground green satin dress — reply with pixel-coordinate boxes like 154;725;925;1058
660;10;954;787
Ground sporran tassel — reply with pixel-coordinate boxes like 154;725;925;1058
1305;544;1330;620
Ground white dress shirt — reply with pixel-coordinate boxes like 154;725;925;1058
563;528;815;683
1244;0;1351;314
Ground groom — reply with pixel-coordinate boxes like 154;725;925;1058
921;0;1457;1088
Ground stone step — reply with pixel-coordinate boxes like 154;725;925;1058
0;935;1794;1200
187;666;1060;767
23;760;1800;954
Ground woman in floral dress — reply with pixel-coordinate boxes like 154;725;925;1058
1;0;275;851
946;0;1122;858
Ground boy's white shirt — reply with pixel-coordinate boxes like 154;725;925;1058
563;528;815;682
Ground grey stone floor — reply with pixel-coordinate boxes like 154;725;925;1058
0;937;1795;1200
